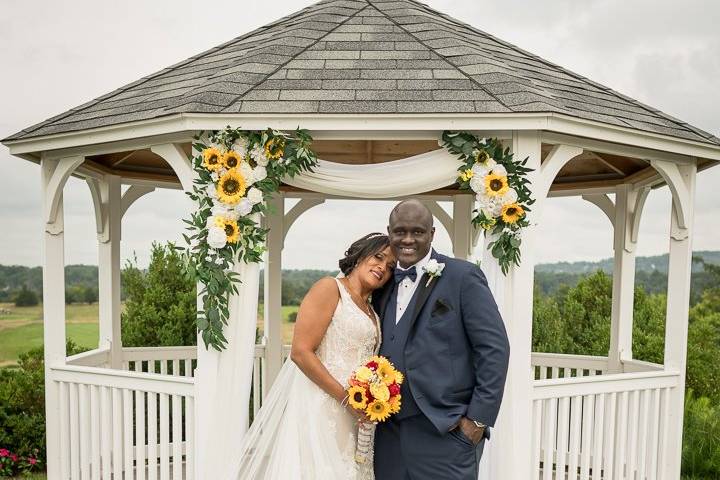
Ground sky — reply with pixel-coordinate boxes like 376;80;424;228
1;0;718;270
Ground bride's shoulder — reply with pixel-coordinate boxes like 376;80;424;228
300;277;341;309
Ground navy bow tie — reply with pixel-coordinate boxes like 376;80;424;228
394;266;417;284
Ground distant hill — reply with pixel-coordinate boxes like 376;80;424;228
535;250;720;275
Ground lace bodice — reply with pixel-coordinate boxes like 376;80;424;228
316;277;381;385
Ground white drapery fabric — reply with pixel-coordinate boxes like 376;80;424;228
283;148;460;198
194;260;260;479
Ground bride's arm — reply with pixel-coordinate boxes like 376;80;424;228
289;277;347;403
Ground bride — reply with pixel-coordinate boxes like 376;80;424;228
228;233;396;479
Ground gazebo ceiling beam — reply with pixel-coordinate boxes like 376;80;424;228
542;132;696;165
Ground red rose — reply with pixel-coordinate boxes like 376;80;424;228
10;454;18;462
388;383;400;396
28;457;37;465
0;449;8;457
365;388;375;402
366;361;378;370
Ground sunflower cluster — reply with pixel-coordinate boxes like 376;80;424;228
442;132;535;274
184;127;318;350
347;356;403;423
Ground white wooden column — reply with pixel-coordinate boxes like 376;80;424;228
263;193;284;394
661;162;697;479
41;155;82;479
96;175;123;368
481;130;541;480
452;194;473;260
608;184;638;372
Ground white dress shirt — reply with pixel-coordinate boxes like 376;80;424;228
395;249;433;324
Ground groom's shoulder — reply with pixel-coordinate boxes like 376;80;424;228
435;252;479;275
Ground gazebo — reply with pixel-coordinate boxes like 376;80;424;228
4;0;720;478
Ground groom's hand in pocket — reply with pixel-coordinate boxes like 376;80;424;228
457;417;484;445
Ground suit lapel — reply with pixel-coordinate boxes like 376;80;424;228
407;250;442;332
377;281;394;324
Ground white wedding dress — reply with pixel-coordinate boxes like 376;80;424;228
227;277;380;479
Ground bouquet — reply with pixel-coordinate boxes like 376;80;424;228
346;355;404;463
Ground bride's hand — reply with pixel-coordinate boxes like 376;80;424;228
344;402;371;424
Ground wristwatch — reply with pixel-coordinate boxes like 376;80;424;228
472;420;487;430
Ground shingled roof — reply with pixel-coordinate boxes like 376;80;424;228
5;0;719;145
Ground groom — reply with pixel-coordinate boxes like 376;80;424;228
373;199;510;479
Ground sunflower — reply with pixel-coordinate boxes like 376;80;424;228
202;147;223;171
377;363;397;386
501;203;525;224
366;400;391;422
347;385;368;410
222;150;242;169
217;169;247;205
484;173;509;197
370;383;390;402
264;137;285;160
394;370;404;385
474;149;491;166
215;217;240;243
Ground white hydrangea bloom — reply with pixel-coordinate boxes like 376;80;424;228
207;226;227;249
250;145;269;166
469;174;485;193
252;166;267;182
236;198;253;216
247;187;263;205
501;188;518;205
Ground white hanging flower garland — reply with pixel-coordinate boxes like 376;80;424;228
441;131;535;274
183;126;318;350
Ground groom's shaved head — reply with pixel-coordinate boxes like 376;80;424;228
388;200;435;268
389;199;433;227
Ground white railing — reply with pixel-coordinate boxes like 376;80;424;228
67;347;110;368
51;364;195;480
532;353;608;380
122;346;197;378
531;370;680;480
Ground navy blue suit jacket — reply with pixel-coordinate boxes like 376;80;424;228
372;250;510;436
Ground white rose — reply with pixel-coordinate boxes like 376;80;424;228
232;139;248;156
471;163;491;178
206;184;218;199
492;164;507;177
489;200;504;217
207;226;227;249
469;174;484;193
236;197;253;216
252;166;267;182
210;171;219;182
239;161;254;183
206;215;221;228
247;187;263;205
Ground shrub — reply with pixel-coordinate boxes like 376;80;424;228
682;391;720;477
0;340;86;474
287;311;298;323
121;242;197;347
14;285;38;307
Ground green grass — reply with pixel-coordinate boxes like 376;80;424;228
0;303;99;366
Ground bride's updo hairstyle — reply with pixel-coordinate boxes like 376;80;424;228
338;233;390;276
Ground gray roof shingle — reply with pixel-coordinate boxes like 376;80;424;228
4;0;718;146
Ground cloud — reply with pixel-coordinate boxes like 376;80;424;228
1;0;718;269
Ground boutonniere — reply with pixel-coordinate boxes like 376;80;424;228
422;259;445;287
